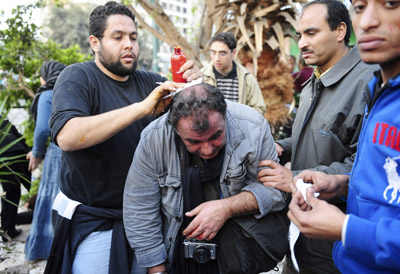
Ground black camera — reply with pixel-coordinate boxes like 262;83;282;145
183;238;217;264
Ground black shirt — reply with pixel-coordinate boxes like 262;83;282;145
50;62;166;208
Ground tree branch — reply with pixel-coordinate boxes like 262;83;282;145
129;5;166;42
132;0;202;66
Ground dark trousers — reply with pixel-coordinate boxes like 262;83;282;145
1;160;30;234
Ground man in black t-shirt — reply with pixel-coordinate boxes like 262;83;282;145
46;2;201;273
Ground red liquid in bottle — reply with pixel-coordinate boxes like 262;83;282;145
171;46;187;83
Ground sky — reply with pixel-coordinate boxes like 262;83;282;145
0;0;42;30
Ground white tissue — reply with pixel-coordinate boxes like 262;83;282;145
296;178;320;206
288;179;321;272
162;78;203;99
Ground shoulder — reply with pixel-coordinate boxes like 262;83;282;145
202;63;214;75
132;70;166;86
323;48;377;86
226;101;266;126
134;70;164;79
344;47;378;78
63;61;96;73
141;113;170;139
236;62;257;82
58;62;97;82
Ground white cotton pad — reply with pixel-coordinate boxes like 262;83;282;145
161;78;203;99
296;178;320;206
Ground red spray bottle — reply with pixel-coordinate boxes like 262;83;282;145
171;46;187;83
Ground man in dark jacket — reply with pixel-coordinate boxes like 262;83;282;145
257;1;377;273
288;0;400;272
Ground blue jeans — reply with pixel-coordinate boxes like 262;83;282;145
71;229;146;274
72;230;112;274
25;143;61;261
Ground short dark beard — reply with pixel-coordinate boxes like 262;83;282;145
98;44;138;77
101;58;137;77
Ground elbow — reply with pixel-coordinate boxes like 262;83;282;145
56;133;75;151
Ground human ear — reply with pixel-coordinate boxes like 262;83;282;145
89;35;100;53
336;22;347;43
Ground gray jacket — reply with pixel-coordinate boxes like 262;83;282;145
277;46;377;175
276;46;378;272
123;101;285;270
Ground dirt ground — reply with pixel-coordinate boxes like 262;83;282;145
0;223;46;274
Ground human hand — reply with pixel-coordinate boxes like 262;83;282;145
26;151;42;171
275;143;284;157
147;263;166;274
258;160;295;193
294;171;349;200
183;199;230;241
142;81;185;116
169;60;203;82
288;189;345;240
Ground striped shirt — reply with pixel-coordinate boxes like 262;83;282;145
213;63;239;102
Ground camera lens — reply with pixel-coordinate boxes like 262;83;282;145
193;246;211;264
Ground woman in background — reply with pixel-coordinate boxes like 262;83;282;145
25;61;65;261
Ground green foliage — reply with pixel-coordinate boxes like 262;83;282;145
0;2;92;201
42;3;97;56
21;176;39;204
0;97;31;208
0;3;92;147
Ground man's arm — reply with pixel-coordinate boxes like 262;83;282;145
123;130;167;272
184;117;286;240
183;191;258;241
257;142;293;193
56;81;181;151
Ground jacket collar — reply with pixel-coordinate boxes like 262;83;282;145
303;46;362;88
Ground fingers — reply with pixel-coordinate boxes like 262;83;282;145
181;60;203;82
305;188;318;208
259;159;279;169
149;81;184;116
154;81;183;99
179;60;194;72
288;191;303;224
275;143;284;156
182;203;221;241
167;60;194;74
182;207;200;237
258;161;294;193
257;160;279;181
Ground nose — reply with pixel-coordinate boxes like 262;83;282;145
298;36;308;51
357;4;380;32
200;142;213;156
123;35;133;50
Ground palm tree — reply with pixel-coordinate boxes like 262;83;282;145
213;0;308;137
132;0;308;137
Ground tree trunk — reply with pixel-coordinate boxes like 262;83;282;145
130;0;202;66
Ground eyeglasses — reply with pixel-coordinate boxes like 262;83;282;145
210;51;229;57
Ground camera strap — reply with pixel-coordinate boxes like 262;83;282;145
170;135;222;274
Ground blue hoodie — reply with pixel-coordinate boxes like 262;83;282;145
332;72;400;273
